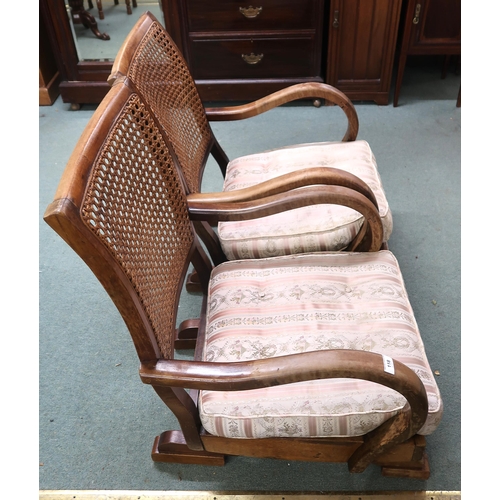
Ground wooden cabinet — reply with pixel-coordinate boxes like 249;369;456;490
393;0;461;106
325;0;403;105
39;8;61;106
162;0;326;102
40;0;113;108
41;0;406;107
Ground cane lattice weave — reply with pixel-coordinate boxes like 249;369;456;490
127;20;212;194
81;93;194;359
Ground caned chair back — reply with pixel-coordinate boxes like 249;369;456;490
110;12;213;194
44;82;199;362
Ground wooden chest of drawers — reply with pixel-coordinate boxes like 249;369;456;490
162;0;325;102
45;0;403;107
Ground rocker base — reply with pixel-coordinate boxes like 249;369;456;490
152;431;225;465
174;318;200;350
381;452;430;480
186;271;203;293
151;429;430;478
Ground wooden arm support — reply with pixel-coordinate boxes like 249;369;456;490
140;351;427;420
186;166;376;271
186;167;378;208
187;184;383;252
205;82;359;142
140;350;428;471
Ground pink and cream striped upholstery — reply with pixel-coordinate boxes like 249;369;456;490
199;250;442;439
218;140;393;259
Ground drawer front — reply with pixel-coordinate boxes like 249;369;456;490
186;0;320;32
189;36;319;79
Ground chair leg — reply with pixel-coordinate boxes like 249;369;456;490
152;430;225;465
125;0;132;14
96;0;104;19
348;405;417;474
75;7;110;40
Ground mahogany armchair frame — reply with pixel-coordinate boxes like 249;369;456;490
44;80;431;479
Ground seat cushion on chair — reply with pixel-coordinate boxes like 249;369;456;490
199;251;442;439
218;140;393;260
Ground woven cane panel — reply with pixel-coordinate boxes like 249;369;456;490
128;21;212;194
81;94;194;359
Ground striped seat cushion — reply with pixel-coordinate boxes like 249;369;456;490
218;140;393;260
199;251;443;439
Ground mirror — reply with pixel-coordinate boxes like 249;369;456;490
65;0;164;61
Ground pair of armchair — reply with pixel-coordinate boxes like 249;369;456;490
44;12;442;479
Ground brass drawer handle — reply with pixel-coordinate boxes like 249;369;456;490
412;3;421;24
242;52;264;64
333;10;339;28
239;6;262;18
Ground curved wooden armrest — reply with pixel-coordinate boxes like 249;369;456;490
187;167;378;208
140;349;428;437
205;82;359;142
187;184;383;251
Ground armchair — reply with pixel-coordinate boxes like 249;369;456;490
44;80;442;479
108;12;393;265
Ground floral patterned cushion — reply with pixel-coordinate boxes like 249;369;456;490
218;140;393;259
199;251;442;439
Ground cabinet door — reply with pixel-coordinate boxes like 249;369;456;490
405;0;461;53
326;0;402;104
392;0;460;106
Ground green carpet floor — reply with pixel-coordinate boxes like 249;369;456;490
39;56;460;493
